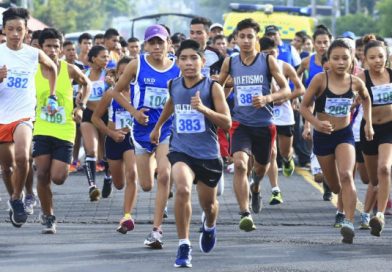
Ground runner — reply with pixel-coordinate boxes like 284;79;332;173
358;35;392;237
93;33;104;46
33;28;91;234
150;39;231;268
127;37;141;59
80;45;111;201
103;28;121;69
77;33;93;68
300;39;373;244
111;24;180;249
0;7;58;227
218;19;290;230
260;36;305;205
92;56;138;234
29;30;41;48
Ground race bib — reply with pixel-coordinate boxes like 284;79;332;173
89;81;105;101
201;67;210;77
115;110;133;129
144;86;168;109
6;69;30;91
40;106;66;124
236;85;262;106
273;107;281;119
176;109;205;134
325;98;352;117
371;83;392;105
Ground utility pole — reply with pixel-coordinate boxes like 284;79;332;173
345;0;349;14
331;0;340;36
311;0;316;17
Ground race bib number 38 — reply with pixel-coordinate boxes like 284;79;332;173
144;87;169;109
40;106;66;124
372;83;392;105
236;85;262;106
176;109;205;134
325;98;352;117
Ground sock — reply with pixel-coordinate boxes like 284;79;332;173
336;210;344;215
271;186;280;193
204;221;215;232
124;213;131;219
376;212;384;219
103;159;111;178
179;239;191;246
85;156;96;187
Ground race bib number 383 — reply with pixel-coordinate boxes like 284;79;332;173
176;109;205;134
325;98;352;117
372;83;392;105
236;85;262;106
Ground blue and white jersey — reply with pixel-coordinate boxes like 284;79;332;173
86;69;110;102
109;96;133;130
131;54;181;142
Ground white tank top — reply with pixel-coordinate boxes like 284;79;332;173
272;60;295;126
0;43;39;124
352;105;363;142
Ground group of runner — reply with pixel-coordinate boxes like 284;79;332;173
0;7;391;268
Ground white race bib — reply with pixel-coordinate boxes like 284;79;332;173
89;80;105;101
176;109;205;134
371;83;392;105
201;67;210;77
115;110;133;129
236;85;262;106
40;106;66;124
273;107;282;118
144;86;169;109
325;98;352;117
6;69;31;91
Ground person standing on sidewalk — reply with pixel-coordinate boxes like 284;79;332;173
150;39;231;268
218;19;290;231
0;8;58;228
33;28;91;234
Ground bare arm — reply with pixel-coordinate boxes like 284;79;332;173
354;76;374;140
38;50;57;96
296;56;310;78
284;62;305;100
92;90;113;136
217;57;232;97
68;63;91;105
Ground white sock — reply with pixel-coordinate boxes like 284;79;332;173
179;239;191;246
204;221;215;232
376;212;384;219
271;186;280;192
336;210;344;215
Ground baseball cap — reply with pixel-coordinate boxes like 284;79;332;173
210;23;223;31
341;31;356;40
265;25;279;35
144;24;169;42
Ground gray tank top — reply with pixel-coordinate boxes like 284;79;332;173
169;77;220;160
229;53;273;127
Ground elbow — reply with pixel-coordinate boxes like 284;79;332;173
222;117;232;131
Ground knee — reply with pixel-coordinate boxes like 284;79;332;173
330;184;341;194
339;170;353;184
37;170;50;184
176;185;191;199
14;154;28;167
51;173;68;185
113;180;124;190
254;164;267;177
140;182;153;192
234;159;247;173
157;167;170;185
378;164;391;178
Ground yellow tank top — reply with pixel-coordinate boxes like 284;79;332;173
33;60;75;143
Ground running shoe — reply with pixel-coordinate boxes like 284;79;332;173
96;163;105;173
340;219;355;244
163;206;168;219
174;244;192;268
323;181;332;201
269;190;283;205
8;199;27;228
41;214;56;234
369;214;385;237
144;229;163;249
24;194;37;215
116;216;135;234
250;182;262;213
101;177;112;198
359;213;370;230
385;198;392;215
69;161;78;173
282;157;295;177
239;212;256;232
89;186;101;202
334;212;345;228
199;221;216;253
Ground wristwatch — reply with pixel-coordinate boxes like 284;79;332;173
78;103;86;110
48;95;58;101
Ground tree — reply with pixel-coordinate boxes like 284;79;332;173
335;13;379;37
376;0;392;37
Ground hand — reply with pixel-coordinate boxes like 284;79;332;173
364;123;374;141
134;108;149;126
315;120;334;134
252;95;270;109
109;129;127;143
150;127;161;145
72;107;83;123
0;65;7;83
191;91;206;113
302;126;312;141
46;96;58;115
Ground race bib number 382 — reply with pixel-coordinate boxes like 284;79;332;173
236;85;262;106
6;69;30;91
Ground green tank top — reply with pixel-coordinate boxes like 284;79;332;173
34;60;75;143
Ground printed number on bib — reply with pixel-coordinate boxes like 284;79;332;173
6;69;30;90
89;81;105;101
115;111;133;129
176;110;205;134
237;85;262;106
273;107;281;118
325;98;352;117
144;87;168;109
40;106;66;124
372;83;392;105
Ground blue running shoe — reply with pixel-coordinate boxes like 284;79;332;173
8;199;27;227
199;222;216;253
174;244;192;268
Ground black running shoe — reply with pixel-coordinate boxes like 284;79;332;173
8;199;27;227
41;214;56;234
101;177;112;198
323;181;332;201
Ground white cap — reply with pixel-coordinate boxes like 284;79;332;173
209;23;223;31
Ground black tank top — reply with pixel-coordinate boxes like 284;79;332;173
364;68;392;107
315;72;354;117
